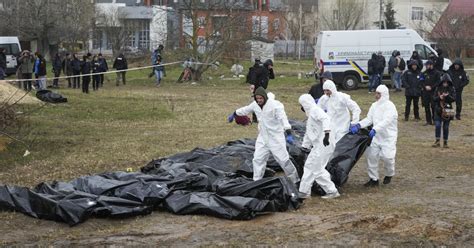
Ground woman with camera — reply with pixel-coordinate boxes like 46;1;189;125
432;74;456;148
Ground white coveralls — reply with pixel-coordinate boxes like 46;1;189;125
236;93;300;184
318;80;361;143
358;85;398;181
298;94;338;195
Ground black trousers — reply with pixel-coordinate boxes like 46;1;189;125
455;89;463;117
73;71;81;88
99;74;105;87
53;71;61;87
21;73;32;91
405;96;420;119
422;91;434;124
82;76;90;94
93;75;100;90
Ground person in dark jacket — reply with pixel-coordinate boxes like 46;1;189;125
34;52;47;90
447;58;469;120
113;53;127;86
434;48;444;72
18;50;35;91
432;74;456;148
421;60;441;125
376;51;386;88
81;54;92;94
367;53;378;92
309;70;332;100
247;58;270;92
0;48;6;80
91;55;101;91
97;53;108;87
410;51;423;72
62;53;74;88
52;53;62;88
263;59;275;88
71;53;82;89
402;60;423;121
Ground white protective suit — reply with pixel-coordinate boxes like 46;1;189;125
318;80;361;143
235;89;299;184
358;85;398;181
298;94;338;195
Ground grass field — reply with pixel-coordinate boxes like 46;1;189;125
0;62;473;246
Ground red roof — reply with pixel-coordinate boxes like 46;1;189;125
431;0;474;39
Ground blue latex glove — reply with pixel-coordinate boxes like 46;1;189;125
369;129;376;138
227;113;235;123
314;98;319;104
349;124;361;134
286;134;295;145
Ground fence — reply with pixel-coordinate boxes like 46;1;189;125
274;40;314;59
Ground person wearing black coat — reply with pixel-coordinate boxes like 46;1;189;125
434;48;444;72
421;60;441;125
432;74;456;148
81;54;92;94
0;48;6;80
113;53;128;86
71;53;82;89
376;51;386;87
309;70;332;100
91;55;101;91
97;53;108;87
402;60;423;121
367;53;378;92
247;58;269;92
410;51;423;72
447;58;469;120
52;53;62;88
62;53;74;88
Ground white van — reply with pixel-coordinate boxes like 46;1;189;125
0;36;22;76
314;29;451;90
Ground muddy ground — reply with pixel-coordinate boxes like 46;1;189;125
0;75;472;246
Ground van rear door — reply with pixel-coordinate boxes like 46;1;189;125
0;43;21;74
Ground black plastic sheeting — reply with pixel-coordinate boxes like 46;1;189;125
36;90;68;103
0;120;368;225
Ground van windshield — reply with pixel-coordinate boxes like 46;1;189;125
0;43;20;55
414;44;432;60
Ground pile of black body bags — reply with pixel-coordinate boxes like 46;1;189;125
0;121;369;225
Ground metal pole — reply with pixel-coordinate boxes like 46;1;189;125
379;0;383;29
298;2;302;61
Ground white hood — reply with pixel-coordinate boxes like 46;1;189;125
322;80;337;94
298;94;316;117
376;85;390;102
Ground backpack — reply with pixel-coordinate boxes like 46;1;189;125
398;58;406;71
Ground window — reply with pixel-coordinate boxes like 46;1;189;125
411;7;423;21
333;9;339;20
273;18;280;31
198;16;206;28
124;19;150;49
427;10;434;20
415;44;430;60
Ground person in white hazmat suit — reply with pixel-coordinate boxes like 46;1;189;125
227;87;300;184
298;94;340;199
317;80;361;143
350;85;398;186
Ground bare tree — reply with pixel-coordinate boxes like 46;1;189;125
94;5;131;57
283;1;318;59
320;0;366;30
0;0;94;57
177;0;252;81
418;7;474;58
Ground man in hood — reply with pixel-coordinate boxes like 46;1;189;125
317;80;361;143
298;94;340;199
309;70;332;101
350;85;398;186
402;60;423;121
227;87;300;184
421;60;441;125
367;53;378;92
410;51;423;72
435;48;444;72
447;58;469;120
432;74;456;148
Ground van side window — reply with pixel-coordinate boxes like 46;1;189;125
415;44;429;59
